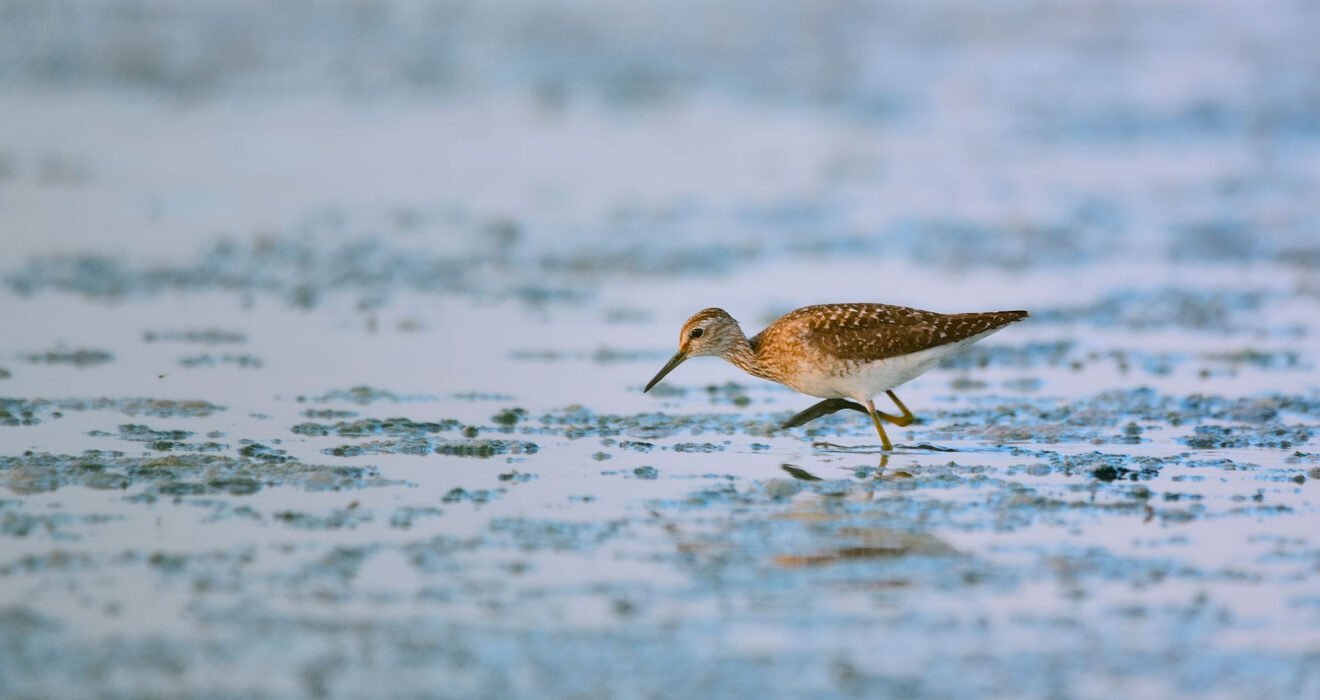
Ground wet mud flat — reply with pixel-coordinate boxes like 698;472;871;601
3;259;1318;700
4;0;1320;698
3;373;1319;699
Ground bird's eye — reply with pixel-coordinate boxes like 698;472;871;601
689;328;704;339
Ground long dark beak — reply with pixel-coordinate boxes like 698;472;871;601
644;351;687;393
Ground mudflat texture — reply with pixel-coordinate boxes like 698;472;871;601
2;1;1319;698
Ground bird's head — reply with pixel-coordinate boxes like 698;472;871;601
644;308;742;392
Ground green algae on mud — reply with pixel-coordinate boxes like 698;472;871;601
5;237;476;304
291;416;462;437
494;388;1320;450
20;348;114;368
1031;287;1273;331
86;424;226;453
0;451;401;495
290;414;544;457
921;388;1320;446
143;328;248;344
937;340;1076;370
492;407;528;426
9;219;1314;316
303;385;438;404
178;353;263;369
1180;424;1314;449
935;343;1294;384
532;406;784;439
0;397;226;426
0;503;121;539
324;438;539;458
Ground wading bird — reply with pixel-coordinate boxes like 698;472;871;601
644;303;1028;450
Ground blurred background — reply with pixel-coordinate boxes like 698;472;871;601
2;1;1319;698
4;0;1317;267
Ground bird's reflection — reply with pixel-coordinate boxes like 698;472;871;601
772;527;956;568
779;455;921;483
771;457;955;568
779;454;891;480
647;454;954;572
779;464;824;481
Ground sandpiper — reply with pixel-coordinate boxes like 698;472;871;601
644;303;1028;450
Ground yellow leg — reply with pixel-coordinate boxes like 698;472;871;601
868;408;893;451
864;391;917;451
883;390;915;427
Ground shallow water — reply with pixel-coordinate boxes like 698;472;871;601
3;1;1320;698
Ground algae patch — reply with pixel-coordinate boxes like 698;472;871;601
87;424;225;453
0;397;225;426
0;451;401;495
325;438;538;458
1181;424;1314;450
178;354;264;369
21;348;114;368
923;388;1320;446
144;328;248;344
291;416;461;438
304;385;435;404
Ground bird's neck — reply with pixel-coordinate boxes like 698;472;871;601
720;333;766;379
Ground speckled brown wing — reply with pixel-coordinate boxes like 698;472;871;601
793;304;1028;363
